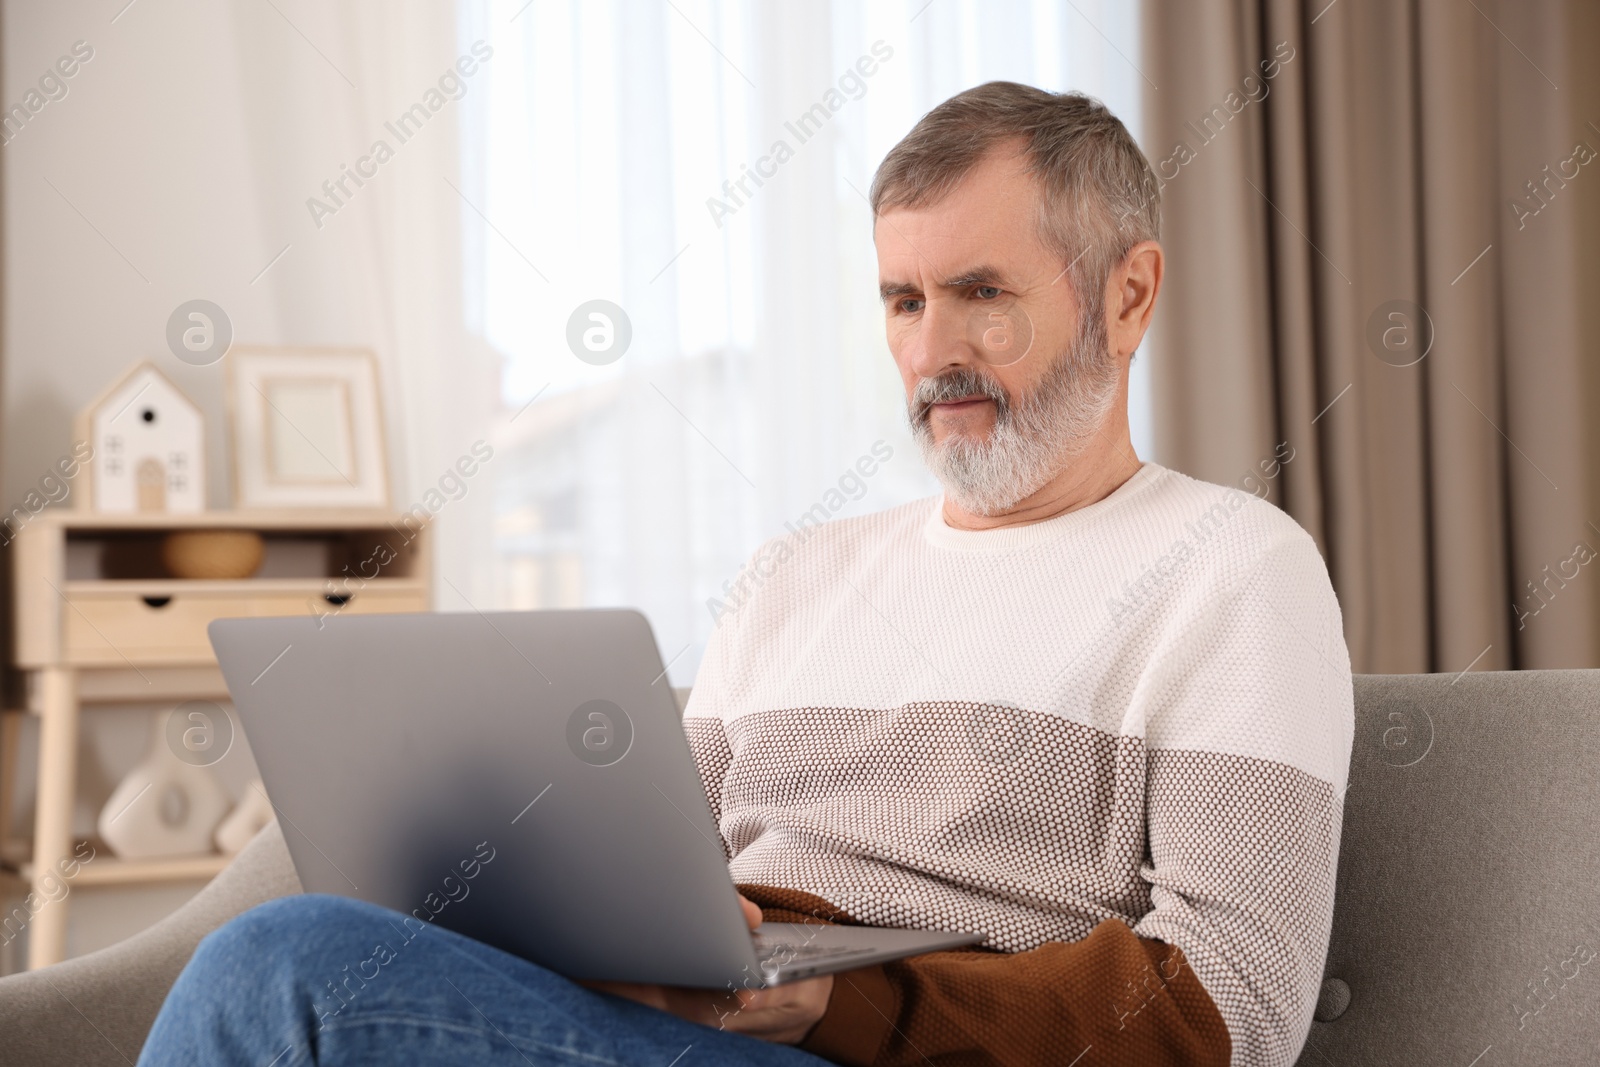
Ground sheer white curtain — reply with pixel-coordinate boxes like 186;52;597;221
453;0;1148;683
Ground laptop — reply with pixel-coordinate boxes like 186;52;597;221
209;608;983;988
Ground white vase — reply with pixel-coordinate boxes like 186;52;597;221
98;711;231;860
214;779;275;855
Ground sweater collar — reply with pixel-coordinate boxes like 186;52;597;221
922;462;1163;553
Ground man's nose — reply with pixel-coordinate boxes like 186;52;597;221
906;299;977;381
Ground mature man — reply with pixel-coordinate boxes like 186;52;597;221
142;83;1351;1067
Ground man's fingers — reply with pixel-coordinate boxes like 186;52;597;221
715;975;834;1041
585;968;831;1044
738;893;763;931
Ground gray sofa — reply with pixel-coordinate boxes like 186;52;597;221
3;671;1598;1064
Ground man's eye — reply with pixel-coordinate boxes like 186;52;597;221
898;298;924;314
975;286;1002;300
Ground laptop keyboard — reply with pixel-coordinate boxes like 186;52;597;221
753;935;871;967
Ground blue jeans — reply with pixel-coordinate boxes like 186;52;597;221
139;894;836;1066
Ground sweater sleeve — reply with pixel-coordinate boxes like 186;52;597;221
682;575;740;856
1125;530;1353;1066
739;885;1230;1066
683;715;731;845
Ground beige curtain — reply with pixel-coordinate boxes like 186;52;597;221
1143;0;1600;674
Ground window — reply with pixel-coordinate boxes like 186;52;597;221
457;0;1149;683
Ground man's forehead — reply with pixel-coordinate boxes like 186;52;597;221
875;216;1042;292
875;195;1033;248
874;171;1047;285
877;231;1000;267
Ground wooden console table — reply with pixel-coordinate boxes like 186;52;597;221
1;510;431;969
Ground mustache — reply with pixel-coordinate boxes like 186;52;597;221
910;368;1010;427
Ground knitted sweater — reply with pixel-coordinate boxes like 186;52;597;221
683;462;1354;1066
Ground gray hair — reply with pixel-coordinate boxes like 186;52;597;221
870;82;1159;322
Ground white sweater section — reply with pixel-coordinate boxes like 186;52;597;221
684;462;1355;1067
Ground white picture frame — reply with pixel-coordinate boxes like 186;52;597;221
227;347;390;509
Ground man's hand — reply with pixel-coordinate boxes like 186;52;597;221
580;895;834;1044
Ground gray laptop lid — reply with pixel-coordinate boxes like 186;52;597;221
210;608;762;987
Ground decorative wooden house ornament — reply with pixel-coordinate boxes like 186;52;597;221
75;362;206;513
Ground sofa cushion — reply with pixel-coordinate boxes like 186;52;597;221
1297;670;1600;1065
0;820;300;1065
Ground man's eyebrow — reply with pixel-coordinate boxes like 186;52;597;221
940;265;1007;288
879;266;1009;303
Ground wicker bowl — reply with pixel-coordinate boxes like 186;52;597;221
160;530;266;580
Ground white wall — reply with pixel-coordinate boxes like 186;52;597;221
0;0;491;966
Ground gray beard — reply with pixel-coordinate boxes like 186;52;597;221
909;314;1120;516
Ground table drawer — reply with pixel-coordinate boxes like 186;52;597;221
61;585;429;665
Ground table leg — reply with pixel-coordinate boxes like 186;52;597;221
0;708;20;854
27;668;76;969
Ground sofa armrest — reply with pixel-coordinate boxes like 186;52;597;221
0;821;301;1067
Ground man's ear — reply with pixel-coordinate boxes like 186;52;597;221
1106;240;1163;360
